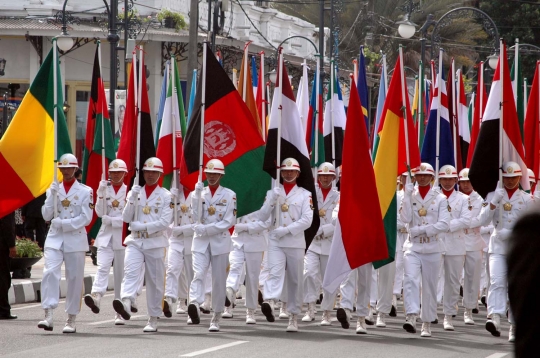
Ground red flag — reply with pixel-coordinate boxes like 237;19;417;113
467;63;488;167
524;61;540;182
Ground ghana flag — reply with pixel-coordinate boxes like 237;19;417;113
0;46;72;218
180;45;271;217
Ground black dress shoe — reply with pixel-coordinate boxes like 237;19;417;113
0;314;18;320
472;308;479;314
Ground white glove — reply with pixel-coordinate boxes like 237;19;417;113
268;187;281;204
195;182;204;193
235;223;248;233
170;187;179;198
409;226;426;238
51;217;62;229
316;227;323;236
49;181;59;195
129;185;141;202
490;188;505;205
130;221;146;232
405;183;414;195
172;226;183;237
97;180;108;196
194;224;207;236
101;215;112;226
272;226;289;239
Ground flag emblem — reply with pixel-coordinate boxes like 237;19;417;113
204;121;236;157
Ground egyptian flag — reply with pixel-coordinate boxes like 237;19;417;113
82;44;116;238
180;45;271;217
524;61;540;184
263;59;320;249
469;43;530;198
323;77;387;293
466;63;487;167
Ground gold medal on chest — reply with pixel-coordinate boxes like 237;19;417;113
180;204;189;213
208;205;216;215
418;207;427;217
61;198;71;207
319;209;326;217
142;205;151;215
503;202;513;211
111;199;120;208
281;203;289;212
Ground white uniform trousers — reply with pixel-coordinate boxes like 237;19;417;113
189;248;228;313
263;246;304;315
41;248;85;315
164;246;185;301
121;245;166;317
303;250;329;304
437;260;444;304
376;261;396;314
403;251;441;322
393;250;404;295
340;264;372;317
463;250;483;309
178;254;193;299
205;265;213;295
488;253;510;319
370;268;378;307
480;252;490;296
259;251;269;289
227;248;263;309
92;241;125;298
442;255;465;315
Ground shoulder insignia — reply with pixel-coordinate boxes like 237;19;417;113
89;203;95;209
482;202;489;207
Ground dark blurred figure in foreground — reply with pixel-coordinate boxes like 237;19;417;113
0;212;18;319
508;203;540;358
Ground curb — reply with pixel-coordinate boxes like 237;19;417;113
8;273;115;305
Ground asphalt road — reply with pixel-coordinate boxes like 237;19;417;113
1;291;514;358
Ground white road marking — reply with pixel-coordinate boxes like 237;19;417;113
180;341;248;357
485;353;509;358
88;315;146;325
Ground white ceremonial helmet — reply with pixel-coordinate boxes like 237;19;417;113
502;161;522;177
57;153;79;168
527;168;536;182
317;162;336;175
109;159;128;173
204;159;225;174
281;158;301;172
143;157;164;173
438;165;458;178
414;163;435;176
458;168;470;182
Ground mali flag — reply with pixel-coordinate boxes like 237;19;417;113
0;46;72;218
372;54;420;269
180;45;271;217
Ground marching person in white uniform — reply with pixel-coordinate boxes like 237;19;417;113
457;168;486;325
163;186;195;318
38;153;93;333
400;163;451;337
225;210;270;323
83;159;129;325
113;157;173;333
479;161;535;340
302;162;339;323
437;165;471;331
187;159;237;332
259;158;314;332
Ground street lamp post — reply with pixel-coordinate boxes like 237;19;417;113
56;0;75;52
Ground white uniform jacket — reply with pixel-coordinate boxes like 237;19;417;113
41;181;93;253
94;184;127;250
258;185;314;250
464;191;487;252
307;186;339;255
479;189;533;255
439;190;470;255
122;186;173;249
400;187;451;254
396;190;409;251
191;186;236;256
232;211;271;253
170;191;195;253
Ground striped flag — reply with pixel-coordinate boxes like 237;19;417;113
323;64;346;168
524;61;540;182
358;46;370;134
467;63;488;167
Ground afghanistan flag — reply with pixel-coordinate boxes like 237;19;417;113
0;46;72;218
82;43;116;238
180;45;271;217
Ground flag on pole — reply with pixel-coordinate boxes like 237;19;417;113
307;67;324;167
0;47;72;218
323;65;346;167
187;69;197;124
238;48;262;135
524;61;540;181
456;69;470;169
322;76;387;293
511;42;525;141
81;43;116;238
251;56;258;98
372;56;387;154
447;62;463;172
467;63;488;167
469;43;530;198
297;61;310;137
358;46;370;134
154;62;169;147
263;59;320;248
180;47;271;217
255;53;268;140
372;54;421;268
156;59;186;189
